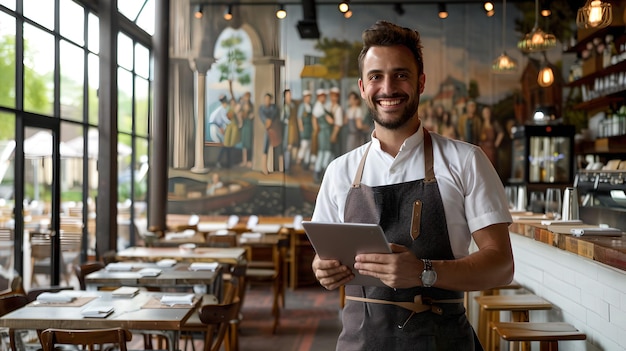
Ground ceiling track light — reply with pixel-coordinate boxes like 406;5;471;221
577;0;612;29
344;9;353;18
338;1;350;14
483;1;494;12
394;3;405;16
438;3;448;19
224;4;233;21
194;5;203;19
276;4;287;19
540;0;551;17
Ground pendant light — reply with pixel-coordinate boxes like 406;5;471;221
577;0;612;29
518;0;556;53
537;53;554;87
492;0;518;73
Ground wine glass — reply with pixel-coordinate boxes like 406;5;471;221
545;188;562;220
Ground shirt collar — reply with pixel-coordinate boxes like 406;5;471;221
370;121;424;154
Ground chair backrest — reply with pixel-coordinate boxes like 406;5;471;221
40;327;132;351
198;298;241;351
74;262;105;290
0;294;29;316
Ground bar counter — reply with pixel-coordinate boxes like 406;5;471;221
509;221;626;271
507;218;626;351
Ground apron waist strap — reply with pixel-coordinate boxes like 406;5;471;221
345;295;464;315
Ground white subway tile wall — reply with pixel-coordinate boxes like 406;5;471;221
510;233;626;351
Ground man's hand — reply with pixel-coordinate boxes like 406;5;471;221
312;254;354;290
354;243;422;289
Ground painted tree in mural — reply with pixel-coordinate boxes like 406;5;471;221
216;35;251;100
314;37;361;79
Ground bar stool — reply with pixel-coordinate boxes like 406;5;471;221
491;322;586;351
466;281;523;319
474;294;552;351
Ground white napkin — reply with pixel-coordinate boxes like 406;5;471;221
106;262;134;271
241;232;262;239
227;215;239;228
81;305;114;318
36;292;75;303
160;294;194;306
250;224;281;233
188;262;219;271
214;229;231;235
111;286;139;297
293;215;304;230
165;229;196;240
246;215;259;228
138;268;162;277
156;259;177;267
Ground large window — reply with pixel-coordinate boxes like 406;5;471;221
0;0;154;289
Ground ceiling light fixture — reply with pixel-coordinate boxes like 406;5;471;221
492;0;518;73
577;0;612;29
194;5;203;19
394;3;405;16
276;4;287;19
540;0;551;17
517;0;556;53
484;2;494;12
537;53;555;87
224;4;233;21
338;1;350;13
344;9;353;18
438;3;448;19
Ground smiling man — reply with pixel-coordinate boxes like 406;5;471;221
311;21;514;350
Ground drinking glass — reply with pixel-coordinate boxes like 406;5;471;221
530;191;545;214
545;188;562;220
505;186;518;210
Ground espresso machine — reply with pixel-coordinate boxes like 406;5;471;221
575;165;626;231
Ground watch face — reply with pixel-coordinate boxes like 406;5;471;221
422;270;437;287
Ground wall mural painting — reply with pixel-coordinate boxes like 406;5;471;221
167;3;565;218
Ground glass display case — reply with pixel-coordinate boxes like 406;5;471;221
510;124;576;185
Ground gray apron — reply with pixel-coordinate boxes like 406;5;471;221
338;129;477;351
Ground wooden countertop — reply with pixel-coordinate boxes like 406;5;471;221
509;220;626;271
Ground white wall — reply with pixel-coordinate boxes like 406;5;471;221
510;233;626;351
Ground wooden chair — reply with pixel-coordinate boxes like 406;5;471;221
243;236;288;334
74;262;106;290
40;327;132;351
198;298;241;351
0;294;30;351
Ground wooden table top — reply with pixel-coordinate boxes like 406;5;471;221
0;291;200;331
85;262;221;289
116;246;246;265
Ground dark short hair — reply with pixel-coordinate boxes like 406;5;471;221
358;20;424;78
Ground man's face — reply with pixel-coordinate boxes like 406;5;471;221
358;45;425;130
330;93;339;104
264;95;271;106
317;94;326;104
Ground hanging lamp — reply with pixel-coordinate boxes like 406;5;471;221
493;0;518;73
577;0;612;29
518;0;556;53
537;54;555;87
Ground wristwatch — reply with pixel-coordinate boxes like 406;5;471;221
420;259;437;287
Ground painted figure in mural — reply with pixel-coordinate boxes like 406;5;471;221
345;91;368;151
281;89;299;173
218;98;241;168
478;106;504;168
258;93;283;175
439;109;458;139
328;87;344;157
312;89;334;183
311;20;513;350
457;100;482;145
296;90;314;170
205;172;224;195
237;91;254;168
208;95;230;143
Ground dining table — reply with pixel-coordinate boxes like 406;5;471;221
115;246;246;265
84;262;223;295
0;290;203;351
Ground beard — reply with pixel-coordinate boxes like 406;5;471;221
366;92;420;130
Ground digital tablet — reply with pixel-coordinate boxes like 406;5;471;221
301;221;391;287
